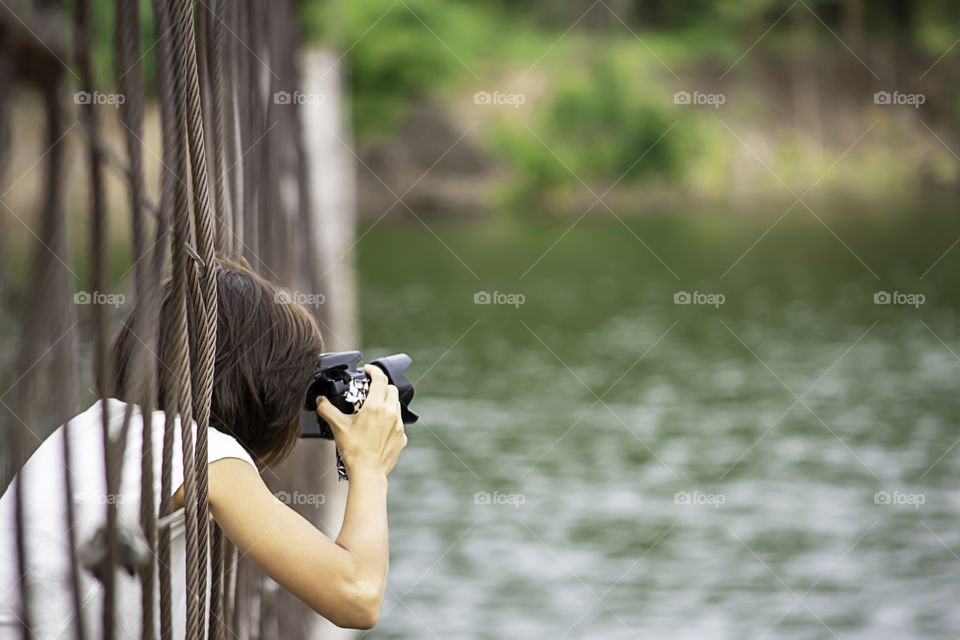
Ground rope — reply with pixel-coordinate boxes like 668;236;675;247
150;1;206;635
212;0;235;258
149;1;180;636
223;0;242;259
202;0;229;256
162;3;203;635
3;0;317;636
168;2;220;633
202;4;230;635
54;254;86;640
74;2;125;638
232;555;250;635
6;71;73;640
240;0;261;266
221;538;237;640
114;1;159;638
50;88;87;638
208;524;225;640
221;1;243;258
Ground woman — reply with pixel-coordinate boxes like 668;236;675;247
0;257;407;637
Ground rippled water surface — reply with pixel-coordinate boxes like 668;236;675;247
355;215;960;639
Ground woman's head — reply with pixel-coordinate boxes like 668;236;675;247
111;257;324;469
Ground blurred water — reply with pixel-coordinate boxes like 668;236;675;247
357;214;959;640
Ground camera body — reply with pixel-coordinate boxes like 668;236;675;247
302;351;419;440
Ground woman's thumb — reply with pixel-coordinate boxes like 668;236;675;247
316;395;348;425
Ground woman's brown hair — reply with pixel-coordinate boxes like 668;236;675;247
111;257;324;469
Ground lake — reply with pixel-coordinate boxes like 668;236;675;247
354;211;960;639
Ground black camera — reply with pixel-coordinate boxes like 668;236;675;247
302;351;419;440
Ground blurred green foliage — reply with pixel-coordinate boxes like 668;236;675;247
75;0;960;210
339;0;457;145
488;53;693;207
296;0;960;208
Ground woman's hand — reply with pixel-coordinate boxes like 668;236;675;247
316;364;407;478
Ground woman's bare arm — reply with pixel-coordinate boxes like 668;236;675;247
208;365;406;630
208;459;388;629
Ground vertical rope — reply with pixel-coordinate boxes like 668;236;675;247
208;524;225;640
168;132;202;640
9;431;31;640
74;2;122;638
168;3;219;636
51;81;86;638
203;4;230;634
203;0;229;256
4;1;315;636
230;0;247;256
207;4;239;634
232;556;249;635
221;540;237;640
7;70;72;640
150;2;179;636
220;0;241;258
258;0;277;275
195;5;213;191
241;0;261;266
115;2;159;639
54;240;86;640
153;0;202;635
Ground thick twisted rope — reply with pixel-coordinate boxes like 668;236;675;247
168;129;202;640
201;3;232;636
5;0;313;636
149;2;180;636
212;0;234;258
202;0;229;257
168;3;220;634
151;0;203;636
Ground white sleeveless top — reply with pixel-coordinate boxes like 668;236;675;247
0;398;258;639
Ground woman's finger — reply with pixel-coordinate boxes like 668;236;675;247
364;364;389;402
385;384;400;413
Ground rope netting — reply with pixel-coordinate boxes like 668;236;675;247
0;0;322;637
